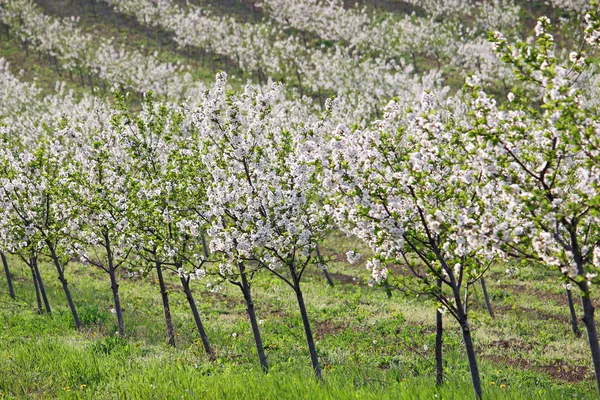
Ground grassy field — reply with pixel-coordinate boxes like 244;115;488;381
0;232;597;399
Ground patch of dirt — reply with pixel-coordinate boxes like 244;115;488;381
486;355;592;383
314;320;349;339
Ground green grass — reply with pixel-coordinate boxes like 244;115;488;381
0;231;597;398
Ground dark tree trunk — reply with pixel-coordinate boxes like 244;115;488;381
453;286;481;399
47;242;81;329
1;252;15;300
581;290;600;394
31;263;42;313
480;278;495;318
294;283;322;379
156;262;176;347
104;232;124;336
180;274;214;359
435;279;443;386
237;262;268;372
315;245;334;287
570;226;600;395
566;288;581;338
461;323;482;399
32;256;51;315
108;267;124;336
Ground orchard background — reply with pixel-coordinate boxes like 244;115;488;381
1;0;600;398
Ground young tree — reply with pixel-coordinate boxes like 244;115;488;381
324;93;497;398
200;74;330;377
117;94;214;355
63;115;132;337
471;12;600;393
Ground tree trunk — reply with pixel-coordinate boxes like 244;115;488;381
315;245;334;287
581;292;600;394
436;280;443;386
566;288;581;338
238;262;268;372
104;232;124;336
32;257;52;315
180;274;214;359
454;286;481;399
108;267;125;336
291;267;322;380
461;323;482;399
31;263;42;313
480;278;495;318
1;252;15;300
156;262;176;347
47;243;81;329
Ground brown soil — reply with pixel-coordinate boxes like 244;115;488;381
314;320;350;339
486;354;592;383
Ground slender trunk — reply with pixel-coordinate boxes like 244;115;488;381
570;226;600;394
47;243;81;329
290;263;322;380
32;257;52;315
156;262;175;347
108;267;124;336
315;245;334;287
1;252;15;300
104;232;124;336
453;285;481;399
31;264;42;313
295;287;323;379
566;288;581;337
294;284;322;379
238;262;268;372
461;324;482;399
581;291;600;394
480;278;495;318
435;279;443;386
180;274;214;359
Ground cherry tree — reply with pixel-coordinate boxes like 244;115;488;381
199;74;330;378
61;111;132;337
469;12;600;393
116;94;214;355
324;92;498;398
